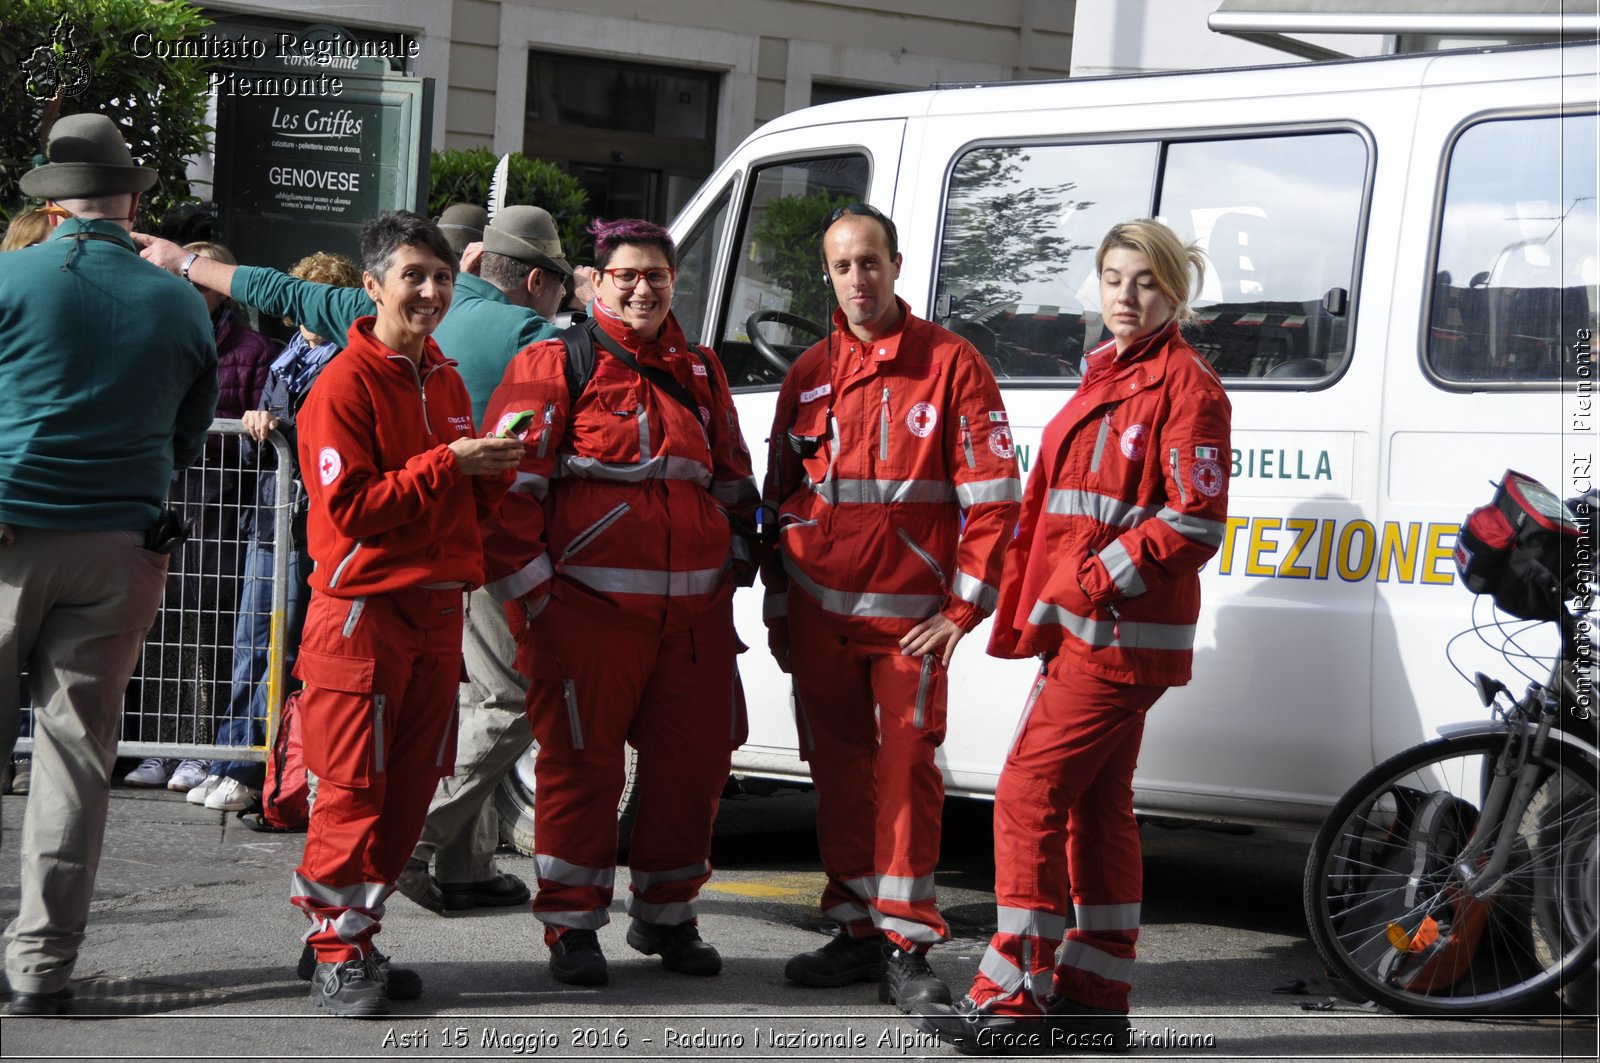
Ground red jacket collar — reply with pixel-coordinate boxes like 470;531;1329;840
592;301;694;368
346;316;453;373
828;296;914;367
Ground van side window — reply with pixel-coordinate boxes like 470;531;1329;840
672;185;731;346
1428;114;1598;386
937;142;1158;379
935;131;1367;386
717;154;871;389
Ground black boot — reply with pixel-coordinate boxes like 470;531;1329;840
880;942;952;1012
548;928;608;986
626;918;722;975
784;932;885;987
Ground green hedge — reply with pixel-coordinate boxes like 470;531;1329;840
2;0;214;228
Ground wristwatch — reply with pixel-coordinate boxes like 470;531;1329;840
180;252;199;281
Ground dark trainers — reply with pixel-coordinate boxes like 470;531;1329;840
912;997;1050;1056
297;946;422;1001
1044;995;1133;1054
309;959;389;1018
880;942;952;1012
440;872;531;911
784;932;885;987
548;928;608;986
395;858;445;914
625;918;722;976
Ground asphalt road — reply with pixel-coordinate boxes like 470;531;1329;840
0;780;1594;1061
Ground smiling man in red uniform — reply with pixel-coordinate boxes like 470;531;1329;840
290;212;523;1017
764;204;1020;1012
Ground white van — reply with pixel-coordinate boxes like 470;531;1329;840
586;41;1598;833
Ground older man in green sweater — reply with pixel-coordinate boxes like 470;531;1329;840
0;114;218;1016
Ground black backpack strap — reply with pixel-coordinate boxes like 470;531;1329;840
557;321;597;407
585;320;707;426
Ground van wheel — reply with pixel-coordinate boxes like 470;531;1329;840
495;742;641;861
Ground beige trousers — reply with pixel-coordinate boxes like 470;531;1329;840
0;527;167;993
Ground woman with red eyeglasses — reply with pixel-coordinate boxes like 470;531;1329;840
480;219;760;989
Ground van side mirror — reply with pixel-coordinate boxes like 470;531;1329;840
1321;287;1349;317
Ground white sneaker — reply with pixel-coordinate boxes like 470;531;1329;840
185;773;222;804
203;777;257;811
124;758;175;787
168;759;211;792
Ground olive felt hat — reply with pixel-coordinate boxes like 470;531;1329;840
435;202;487;257
20;113;158;200
482;205;573;277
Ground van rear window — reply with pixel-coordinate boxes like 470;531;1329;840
935;131;1367;388
1427;114;1597;387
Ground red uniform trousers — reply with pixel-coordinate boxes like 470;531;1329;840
967;655;1166;1014
524;595;739;944
290;588;462;962
788;589;949;951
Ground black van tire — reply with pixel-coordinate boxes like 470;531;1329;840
495;742;641;861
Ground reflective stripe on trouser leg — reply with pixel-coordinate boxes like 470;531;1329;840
867;647;948;949
626;604;737;925
788;595;881;939
966;657;1163;1014
292;588;465;964
521;597;668;940
967;906;1069;1016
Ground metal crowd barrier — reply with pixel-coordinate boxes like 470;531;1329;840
16;420;297;763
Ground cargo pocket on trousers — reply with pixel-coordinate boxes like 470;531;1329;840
294;647;382;787
912;654;949;744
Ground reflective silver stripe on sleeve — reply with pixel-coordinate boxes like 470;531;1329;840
1074;902;1141;932
484;552;554;602
763;591;787;620
806;476;955;506
534;854;615;888
1156;506;1226;548
955;476;1023;507
1028;600;1196;650
711;476;759;505
559;453;712;487
1044;489;1159;528
996;905;1068;941
511;470;550;499
1059;939;1136;985
783;557;944;619
952;569;999;612
564;564;727;597
1097;539;1147;598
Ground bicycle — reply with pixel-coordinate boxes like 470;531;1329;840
1302;472;1598;1015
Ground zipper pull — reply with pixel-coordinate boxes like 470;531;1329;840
879;385;891;461
960;414;976;468
1109;603;1122;643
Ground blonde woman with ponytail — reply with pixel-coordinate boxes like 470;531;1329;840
917;220;1233;1054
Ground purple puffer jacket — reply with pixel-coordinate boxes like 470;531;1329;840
215;307;279;420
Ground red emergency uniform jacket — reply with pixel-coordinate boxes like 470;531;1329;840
480;305;759;634
764;300;1021;638
296;317;510;596
988;321;1232;686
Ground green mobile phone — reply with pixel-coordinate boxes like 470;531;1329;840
498;409;538;438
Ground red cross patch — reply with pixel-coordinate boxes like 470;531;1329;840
906;401;938;438
318;447;343;486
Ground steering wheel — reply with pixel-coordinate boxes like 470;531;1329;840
746;309;828;373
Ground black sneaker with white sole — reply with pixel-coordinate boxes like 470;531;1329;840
308;959;388;1018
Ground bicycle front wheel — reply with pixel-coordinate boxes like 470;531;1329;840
1303;732;1599;1015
